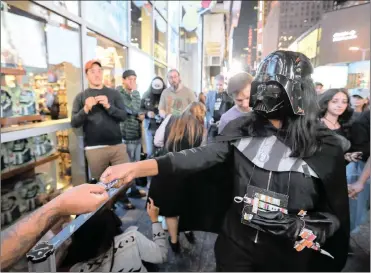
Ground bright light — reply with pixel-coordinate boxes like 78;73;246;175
243;47;250;51
349;47;360;51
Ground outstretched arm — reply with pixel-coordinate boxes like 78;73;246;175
100;142;232;186
0;184;108;270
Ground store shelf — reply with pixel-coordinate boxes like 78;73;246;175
1;118;71;143
1;115;43;127
1;153;60;180
1;67;26;75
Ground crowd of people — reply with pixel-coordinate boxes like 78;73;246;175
1;50;370;272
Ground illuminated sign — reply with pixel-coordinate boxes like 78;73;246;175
332;30;357;42
297;29;319;59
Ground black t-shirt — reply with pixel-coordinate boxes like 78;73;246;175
213;92;233;122
351;109;370;161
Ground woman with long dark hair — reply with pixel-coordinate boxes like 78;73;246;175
318;88;354;152
101;51;350;271
151;102;207;253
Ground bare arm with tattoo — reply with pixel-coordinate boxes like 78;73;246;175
1;184;109;270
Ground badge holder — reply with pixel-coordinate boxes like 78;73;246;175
27;180;123;272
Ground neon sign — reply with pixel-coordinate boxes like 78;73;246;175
332;30;357;42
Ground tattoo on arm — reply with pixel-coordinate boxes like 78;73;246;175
1;201;61;270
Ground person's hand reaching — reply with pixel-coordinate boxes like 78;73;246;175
100;163;137;188
147;198;160;223
52;184;109;216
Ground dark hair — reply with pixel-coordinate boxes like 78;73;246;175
61;207;122;271
318;88;353;125
315;82;323;87
227;72;253;98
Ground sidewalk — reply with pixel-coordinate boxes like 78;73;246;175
116;196;370;272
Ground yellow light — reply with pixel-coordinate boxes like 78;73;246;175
349;47;360;51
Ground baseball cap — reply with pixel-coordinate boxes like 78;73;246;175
350;88;370;99
122;69;137;79
85;60;102;73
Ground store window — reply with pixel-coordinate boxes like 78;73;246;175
129;49;154;96
52;0;79;16
154;11;167;64
86;30;127;89
168;29;179;69
1;1;81;123
155;61;167;80
84;1;128;42
168;1;180;31
131;1;153;55
155;1;168;20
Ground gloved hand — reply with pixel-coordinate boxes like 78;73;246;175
250;211;340;245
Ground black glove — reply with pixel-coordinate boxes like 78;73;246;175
250;211;340;245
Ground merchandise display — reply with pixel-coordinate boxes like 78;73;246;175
1;172;55;226
1;188;22;226
1;88;13;117
7;138;35;168
1;143;11;172
30;134;55;160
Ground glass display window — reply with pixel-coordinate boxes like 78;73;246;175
84;1;129;42
154;10;167;64
154;0;168;20
155;61;167;80
86;30;128;89
1;1;81;125
131;1;153;55
52;1;79;16
168;1;180;31
129;49;154;96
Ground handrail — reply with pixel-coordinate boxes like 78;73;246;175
26;180;125;268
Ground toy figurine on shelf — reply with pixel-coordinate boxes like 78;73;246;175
14;177;45;213
1;188;22;226
19;89;37;116
32;134;54;158
1;88;13;117
1;142;11;172
9;139;33;166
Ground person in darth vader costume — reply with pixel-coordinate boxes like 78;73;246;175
101;51;350;272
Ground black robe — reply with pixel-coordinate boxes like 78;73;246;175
160;114;350;271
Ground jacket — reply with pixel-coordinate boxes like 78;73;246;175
117;86;142;141
69;223;167;272
140;90;162;134
154;112;350;271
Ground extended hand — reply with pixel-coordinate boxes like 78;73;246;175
95;95;110;109
348;181;364;199
100;163;137;187
147;198;160;223
53;184;109;216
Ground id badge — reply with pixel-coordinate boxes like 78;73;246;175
240;185;289;225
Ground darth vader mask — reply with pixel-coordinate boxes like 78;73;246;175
250;50;313;119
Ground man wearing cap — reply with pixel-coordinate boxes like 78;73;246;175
116;69;146;201
159;69;196;117
71;60;131;204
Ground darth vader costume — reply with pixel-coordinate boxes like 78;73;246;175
153;51;350;271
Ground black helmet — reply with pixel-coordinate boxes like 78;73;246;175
250;50;313;116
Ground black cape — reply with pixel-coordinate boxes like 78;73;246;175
169;114;350;271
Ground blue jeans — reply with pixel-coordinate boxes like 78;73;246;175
125;140;142;194
347;161;370;233
144;119;155;158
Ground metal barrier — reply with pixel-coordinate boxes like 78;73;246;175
26;180;123;272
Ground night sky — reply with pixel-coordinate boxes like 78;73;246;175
233;0;258;65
